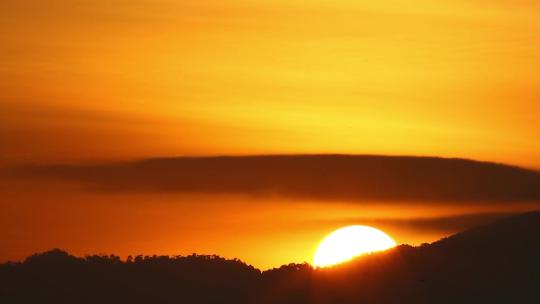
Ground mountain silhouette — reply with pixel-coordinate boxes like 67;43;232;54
1;211;539;303
303;210;540;304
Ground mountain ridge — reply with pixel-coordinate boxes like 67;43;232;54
1;211;539;303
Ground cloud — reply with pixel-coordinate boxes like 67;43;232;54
5;155;540;204
320;212;517;234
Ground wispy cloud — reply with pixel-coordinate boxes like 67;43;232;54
313;212;517;234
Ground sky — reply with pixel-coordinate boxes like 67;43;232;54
1;0;539;167
1;0;539;268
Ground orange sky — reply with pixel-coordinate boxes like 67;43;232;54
1;0;539;269
1;0;539;168
2;181;538;269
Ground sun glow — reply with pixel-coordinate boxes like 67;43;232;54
313;225;397;267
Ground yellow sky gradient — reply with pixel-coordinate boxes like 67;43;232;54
1;0;539;167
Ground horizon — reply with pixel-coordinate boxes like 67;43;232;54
2;154;540;269
3;208;537;267
1;0;539;286
4;210;540;303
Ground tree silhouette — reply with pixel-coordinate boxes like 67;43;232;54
1;211;540;304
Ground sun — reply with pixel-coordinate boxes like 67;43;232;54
313;225;397;267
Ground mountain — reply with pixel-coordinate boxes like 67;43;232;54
1;211;539;303
303;210;540;304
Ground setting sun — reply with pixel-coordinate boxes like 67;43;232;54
1;0;539;302
313;225;397;267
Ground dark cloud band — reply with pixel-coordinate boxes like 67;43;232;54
6;155;540;203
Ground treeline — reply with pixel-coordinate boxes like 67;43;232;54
0;249;314;304
1;211;540;304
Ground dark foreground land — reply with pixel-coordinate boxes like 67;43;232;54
1;211;540;304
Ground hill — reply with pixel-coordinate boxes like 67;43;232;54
1;211;539;303
303;210;540;304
